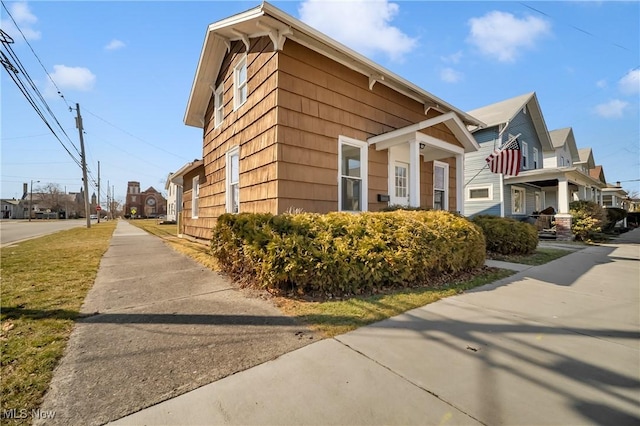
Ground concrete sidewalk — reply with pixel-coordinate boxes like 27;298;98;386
37;220;317;426
112;229;640;426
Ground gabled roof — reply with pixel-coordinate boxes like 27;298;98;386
577;148;595;169
589;165;606;184
466;92;553;151
549;127;580;162
184;1;483;129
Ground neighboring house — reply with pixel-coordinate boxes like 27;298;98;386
180;2;483;241
464;92;605;239
602;182;629;209
1;199;21;219
124;181;167;218
165;172;180;222
170;160;204;237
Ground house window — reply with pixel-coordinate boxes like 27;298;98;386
338;136;368;212
214;84;224;127
511;186;526;215
521;141;529;169
233;56;247;110
395;165;408;198
226;146;240;213
433;161;449;210
131;195;136;202
535;192;542;212
533;148;539;169
467;185;492;201
560;155;564;167
192;176;200;219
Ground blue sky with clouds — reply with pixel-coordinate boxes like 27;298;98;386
1;0;638;203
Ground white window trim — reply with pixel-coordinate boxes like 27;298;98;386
511;185;526;215
467;185;493;201
192;176;200;219
338;136;368;212
226;146;240;213
214;84;224;128
533;147;539;169
521;141;529;169
433;160;449;211
233;55;247;111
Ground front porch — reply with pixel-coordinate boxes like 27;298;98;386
368;112;479;214
505;167;605;240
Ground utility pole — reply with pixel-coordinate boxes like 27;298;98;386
97;160;101;223
75;103;91;229
107;180;110;220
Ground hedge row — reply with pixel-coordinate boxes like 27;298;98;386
570;200;608;241
211;210;486;297
471;215;538;255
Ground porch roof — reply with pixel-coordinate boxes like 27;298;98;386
367;112;479;158
504;166;606;188
170;160;204;186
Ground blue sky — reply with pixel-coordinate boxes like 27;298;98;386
1;0;638;204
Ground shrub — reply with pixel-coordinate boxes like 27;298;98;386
569;201;607;241
471;215;538;255
211;210;485;298
603;208;627;232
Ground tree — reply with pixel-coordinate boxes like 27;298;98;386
35;183;65;212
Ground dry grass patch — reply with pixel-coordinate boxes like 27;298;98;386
273;268;514;337
1;221;116;423
127;220;217;270
488;247;573;265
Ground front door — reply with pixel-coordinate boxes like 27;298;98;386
392;161;409;206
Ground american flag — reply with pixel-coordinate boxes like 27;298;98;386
486;137;521;176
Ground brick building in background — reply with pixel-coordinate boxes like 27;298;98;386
124;181;167;218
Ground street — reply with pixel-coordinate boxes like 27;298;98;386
0;219;94;247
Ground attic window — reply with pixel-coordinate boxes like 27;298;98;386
233;55;247;110
523;105;527;115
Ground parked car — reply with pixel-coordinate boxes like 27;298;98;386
90;214;98;220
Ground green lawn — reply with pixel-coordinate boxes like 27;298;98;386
1;222;116;423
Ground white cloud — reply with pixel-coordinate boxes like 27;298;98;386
596;79;607;89
298;0;418;61
467;11;551;62
105;39;126;51
440;67;463;83
45;65;96;97
594;99;628;119
0;1;41;41
618;69;640;95
441;51;463;64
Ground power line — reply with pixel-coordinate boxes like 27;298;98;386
1;0;72;109
82;107;190;161
519;2;635;54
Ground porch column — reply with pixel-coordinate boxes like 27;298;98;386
409;139;420;208
555;177;573;240
456;154;464;215
558;177;570;214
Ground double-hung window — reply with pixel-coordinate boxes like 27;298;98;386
214;84;224;128
192;176;199;219
338;136;368;212
521;141;529;169
511;186;526;215
226;146;240;213
533;147;539;169
433;161;449;210
233;56;247;110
